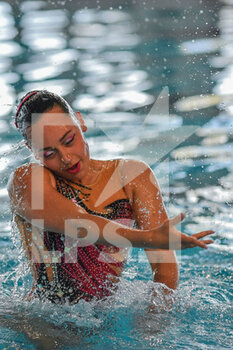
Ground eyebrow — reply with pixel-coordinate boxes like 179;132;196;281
39;129;72;152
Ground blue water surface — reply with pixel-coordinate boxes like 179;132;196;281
0;0;232;349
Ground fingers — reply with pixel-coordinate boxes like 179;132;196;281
191;238;208;249
169;213;185;227
185;236;214;250
193;239;214;249
200;239;214;245
163;216;214;251
180;235;207;249
192;230;215;239
182;230;215;250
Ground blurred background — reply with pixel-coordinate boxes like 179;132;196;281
0;0;232;349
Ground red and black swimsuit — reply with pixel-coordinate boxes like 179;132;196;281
29;159;134;303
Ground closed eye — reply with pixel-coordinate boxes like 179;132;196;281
44;149;55;159
65;133;75;145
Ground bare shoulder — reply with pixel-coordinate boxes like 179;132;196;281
7;162;56;199
121;158;152;180
120;158;160;195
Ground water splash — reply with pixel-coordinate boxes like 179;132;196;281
0;140;30;159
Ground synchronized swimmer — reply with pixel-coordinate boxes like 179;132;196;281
7;90;214;304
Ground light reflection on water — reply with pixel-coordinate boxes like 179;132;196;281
0;0;232;349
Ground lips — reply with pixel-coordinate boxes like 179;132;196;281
66;161;80;174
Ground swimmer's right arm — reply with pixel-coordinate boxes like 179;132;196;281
7;163;214;250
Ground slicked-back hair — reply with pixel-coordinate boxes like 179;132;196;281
15;90;71;144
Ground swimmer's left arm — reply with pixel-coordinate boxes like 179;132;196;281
121;159;179;290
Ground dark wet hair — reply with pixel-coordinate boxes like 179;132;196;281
15;90;71;144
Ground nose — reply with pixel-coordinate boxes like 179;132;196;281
60;150;71;165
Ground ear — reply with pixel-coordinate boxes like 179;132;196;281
75;111;87;133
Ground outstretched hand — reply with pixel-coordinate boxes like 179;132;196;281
152;213;214;250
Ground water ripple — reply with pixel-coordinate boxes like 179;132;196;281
0;41;22;57
21;9;69;29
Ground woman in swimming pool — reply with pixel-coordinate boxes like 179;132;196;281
8;90;214;304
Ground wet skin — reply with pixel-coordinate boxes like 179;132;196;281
28;104;102;186
8;104;214;296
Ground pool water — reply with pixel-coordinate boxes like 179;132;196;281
0;0;232;349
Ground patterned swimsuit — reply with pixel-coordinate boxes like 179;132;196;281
18;159;134;304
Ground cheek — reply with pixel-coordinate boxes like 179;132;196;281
75;138;89;156
83;140;89;156
42;158;59;169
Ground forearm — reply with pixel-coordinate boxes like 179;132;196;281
152;261;179;290
147;252;179;314
10;164;213;251
145;249;179;289
148;265;178;314
41;203;146;249
147;257;179;314
14;187;156;249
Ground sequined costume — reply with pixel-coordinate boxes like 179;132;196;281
16;159;134;303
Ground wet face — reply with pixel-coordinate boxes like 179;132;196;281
28;104;90;183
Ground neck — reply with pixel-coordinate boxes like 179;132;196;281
80;159;103;186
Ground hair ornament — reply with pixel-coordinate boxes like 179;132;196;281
15;91;39;127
